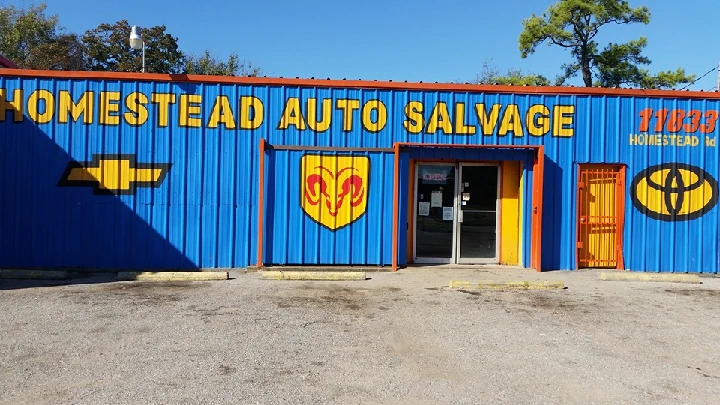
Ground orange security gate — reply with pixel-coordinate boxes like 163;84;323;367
576;164;625;269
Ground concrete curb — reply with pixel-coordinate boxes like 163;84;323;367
261;271;366;281
255;266;389;272
449;280;566;290
0;269;69;280
600;272;701;284
117;272;229;281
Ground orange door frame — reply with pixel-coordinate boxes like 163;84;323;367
391;143;544;272
531;146;544;271
255;140;544;272
255;141;394;269
257;138;266;268
575;163;626;270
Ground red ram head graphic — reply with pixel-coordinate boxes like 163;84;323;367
301;155;369;230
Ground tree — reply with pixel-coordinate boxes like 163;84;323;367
640;69;695;90
184;50;260;77
82;20;184;74
474;60;550;86
26;33;87;70
518;0;695;89
0;2;86;70
0;3;57;63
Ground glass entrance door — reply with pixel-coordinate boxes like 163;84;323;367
457;164;499;263
414;164;456;263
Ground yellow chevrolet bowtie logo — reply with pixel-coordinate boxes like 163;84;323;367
58;155;171;195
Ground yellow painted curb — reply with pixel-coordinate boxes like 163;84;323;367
261;271;366;281
600;272;701;284
117;272;228;281
0;269;69;280
449;280;565;290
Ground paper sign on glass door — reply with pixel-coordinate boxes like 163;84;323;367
418;202;430;216
431;191;442;207
442;207;453;221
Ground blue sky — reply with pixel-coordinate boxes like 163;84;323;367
30;0;720;91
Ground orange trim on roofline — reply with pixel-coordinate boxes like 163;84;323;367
1;68;719;100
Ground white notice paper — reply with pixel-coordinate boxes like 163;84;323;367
418;202;430;216
442;207;453;221
431;191;442;207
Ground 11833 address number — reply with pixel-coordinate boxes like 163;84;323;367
638;108;718;134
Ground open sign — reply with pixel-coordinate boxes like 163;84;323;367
423;173;447;181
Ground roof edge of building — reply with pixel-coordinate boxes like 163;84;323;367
0;56;17;69
0;67;717;100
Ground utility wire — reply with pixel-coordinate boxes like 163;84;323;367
679;65;718;90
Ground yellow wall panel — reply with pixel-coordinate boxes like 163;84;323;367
518;164;523;266
500;161;521;265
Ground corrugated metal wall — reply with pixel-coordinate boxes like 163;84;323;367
1;73;718;272
265;150;399;265
0;78;264;270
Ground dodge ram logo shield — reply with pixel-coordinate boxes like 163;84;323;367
300;154;369;230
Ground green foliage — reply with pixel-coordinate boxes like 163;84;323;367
474;61;550;86
0;3;57;63
184;50;260;77
0;2;260;76
518;0;694;89
492;70;551;86
82;20;184;74
640;68;695;90
0;2;86;70
593;38;650;87
26;34;87;70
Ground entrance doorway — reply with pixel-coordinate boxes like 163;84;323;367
576;164;625;269
413;163;499;264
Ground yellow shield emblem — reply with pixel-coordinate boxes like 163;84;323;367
301;154;369;230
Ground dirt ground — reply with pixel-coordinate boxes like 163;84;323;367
1;267;719;405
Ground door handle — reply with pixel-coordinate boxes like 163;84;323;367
458;210;463;223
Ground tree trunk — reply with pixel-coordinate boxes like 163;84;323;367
581;55;592;87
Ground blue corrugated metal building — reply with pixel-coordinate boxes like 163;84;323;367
1;69;718;273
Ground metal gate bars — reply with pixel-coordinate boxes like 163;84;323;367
577;164;625;269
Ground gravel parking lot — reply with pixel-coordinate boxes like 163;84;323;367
2;267;720;405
